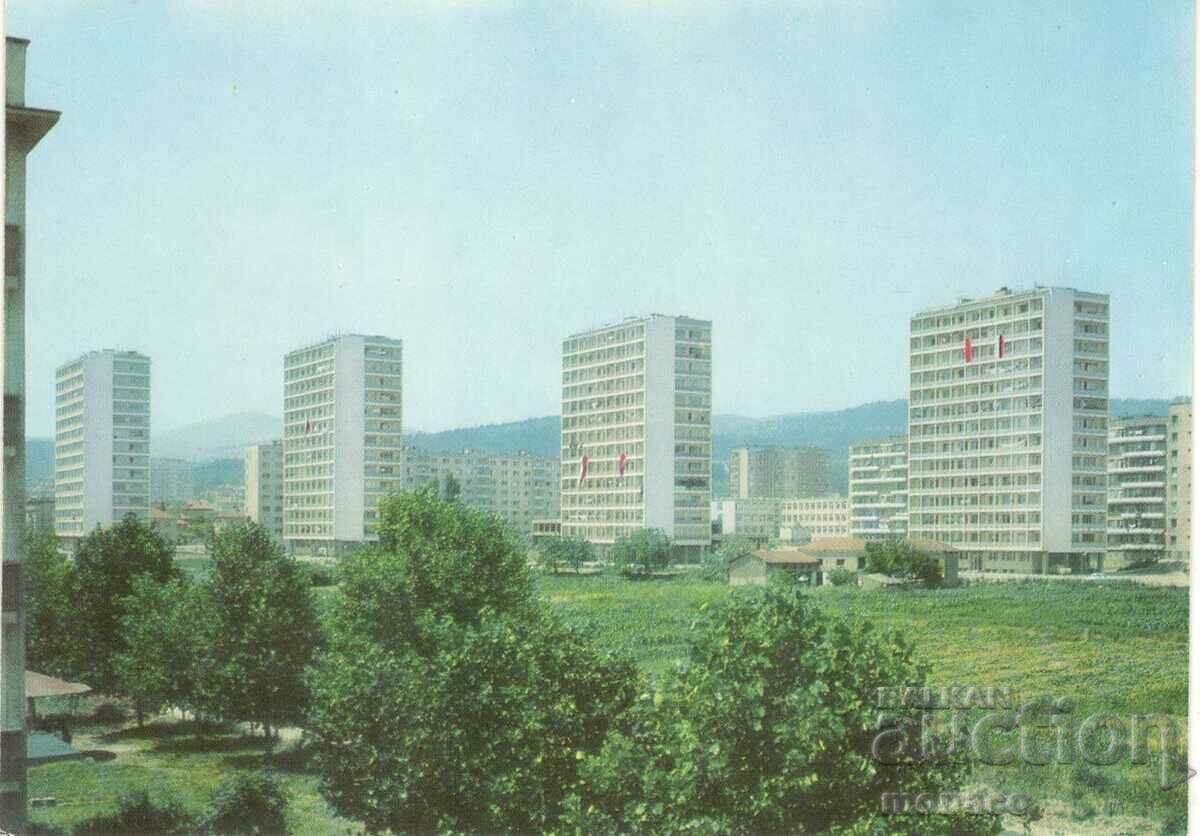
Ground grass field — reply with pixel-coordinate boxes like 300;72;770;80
27;717;357;834
540;574;1189;833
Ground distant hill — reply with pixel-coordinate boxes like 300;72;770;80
153;412;281;461
23;397;1183;490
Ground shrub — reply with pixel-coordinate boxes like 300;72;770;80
865;540;943;587
72;790;193;835
828;567;857;586
610;529;672;577
202;774;289;834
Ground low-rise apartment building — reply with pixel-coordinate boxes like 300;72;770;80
779;495;851;540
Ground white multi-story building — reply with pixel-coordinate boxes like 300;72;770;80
397;447;559;533
908;286;1109;574
848;437;908;539
1106;416;1167;567
779;495;851;540
5;36;60;828
560;315;712;559
246;440;284;541
54;350;151;541
1166;399;1192;563
283;335;402;555
711;497;781;546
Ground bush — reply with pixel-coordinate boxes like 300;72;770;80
828;567;857;586
865;540;943;587
203;774;289;834
72;791;194;835
610;529;672;577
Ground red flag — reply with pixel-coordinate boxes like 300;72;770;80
578;454;589;486
964;336;973;364
997;334;1005;359
619;452;627;478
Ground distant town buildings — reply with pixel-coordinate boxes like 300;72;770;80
711;497;781;546
399;447;558;534
847;437;908;539
1166;399;1192;562
907;286;1110;574
150;457;195;505
728;446;830;499
245;441;283;541
1106;416;1168;566
24;496;54;535
779;495;851;540
560;315;712;559
201;484;245;516
54;350;151;542
283;335;403;556
6;35;59;830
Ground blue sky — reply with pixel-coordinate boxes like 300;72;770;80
10;0;1193;434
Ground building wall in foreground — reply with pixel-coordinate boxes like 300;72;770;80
1166;400;1192;562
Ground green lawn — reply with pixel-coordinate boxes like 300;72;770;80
28;717;357;835
539;574;1189;833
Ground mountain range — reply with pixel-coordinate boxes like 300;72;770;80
25;397;1182;495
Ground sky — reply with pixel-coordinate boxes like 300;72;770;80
8;0;1194;435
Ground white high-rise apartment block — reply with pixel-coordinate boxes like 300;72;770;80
1106;416;1167;567
54;350;151;541
848;437;908;539
908;286;1109;574
245;440;284;541
560;315;712;559
283;335;402;555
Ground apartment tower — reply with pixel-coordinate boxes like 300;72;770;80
848;436;908;539
560;315;712;559
1106;416;1168;567
907;286;1109;574
3;36;59;830
245;440;284;541
1166;399;1192;562
282;335;402;555
729;446;830;498
54;350;151;541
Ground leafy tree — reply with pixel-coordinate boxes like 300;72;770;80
24;529;75;675
307;490;638;833
115;575;209;726
699;536;754;582
539;538;593;575
865;540;943;587
196;523;320;739
610;528;672;577
68;513;178;693
828;567;857;586
567;581;996;834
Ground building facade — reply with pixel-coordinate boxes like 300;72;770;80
1106;417;1168;567
150;457;195;505
398;447;559;533
245;440;283;540
728;446;830;499
779;495;851;540
907;286;1109;574
560;315;712;558
711;497;781;546
1166;399;1192;563
848;436;908;539
54;350;151;541
4;36;60;829
283;335;402;555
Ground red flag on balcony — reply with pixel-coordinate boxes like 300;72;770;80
619;452;627;479
964;336;973;363
579;454;589;486
997;334;1005;359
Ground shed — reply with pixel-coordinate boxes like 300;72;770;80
728;549;821;587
